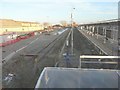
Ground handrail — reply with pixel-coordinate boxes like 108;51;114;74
80;55;120;59
79;19;119;25
79;55;120;68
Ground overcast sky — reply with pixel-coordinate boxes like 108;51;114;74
0;0;119;24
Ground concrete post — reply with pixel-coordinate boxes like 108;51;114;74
92;26;94;36
103;27;106;43
90;26;92;36
66;40;69;47
96;26;99;39
87;26;89;33
89;26;90;34
79;56;81;68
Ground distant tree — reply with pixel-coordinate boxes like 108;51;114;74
60;21;68;27
43;22;50;28
73;22;78;27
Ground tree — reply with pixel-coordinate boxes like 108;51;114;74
60;21;67;27
73;22;78;27
43;22;50;28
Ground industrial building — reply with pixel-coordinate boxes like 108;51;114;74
0;19;44;35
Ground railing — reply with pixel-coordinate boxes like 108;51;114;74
79;19;119;25
79;55;120;68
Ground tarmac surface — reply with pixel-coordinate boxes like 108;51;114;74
2;28;69;88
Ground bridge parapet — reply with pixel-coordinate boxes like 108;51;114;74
78;19;120;58
78;19;119;42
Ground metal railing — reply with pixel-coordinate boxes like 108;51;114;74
79;19;119;25
79;55;120;68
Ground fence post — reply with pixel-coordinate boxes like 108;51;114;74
79;56;81;68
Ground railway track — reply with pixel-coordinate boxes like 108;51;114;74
36;30;70;59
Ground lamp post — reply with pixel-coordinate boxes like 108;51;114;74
71;8;75;28
46;16;50;33
71;8;75;55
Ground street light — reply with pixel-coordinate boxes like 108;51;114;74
71;7;75;55
71;8;75;28
46;16;51;33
